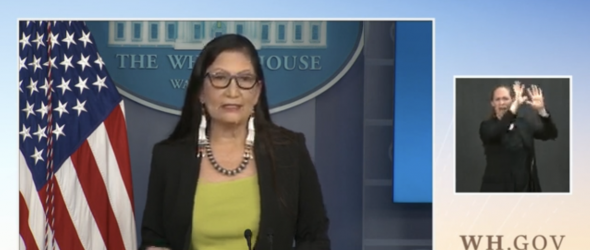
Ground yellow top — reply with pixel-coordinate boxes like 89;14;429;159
190;175;260;250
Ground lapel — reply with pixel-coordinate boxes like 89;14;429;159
253;136;277;250
174;137;278;250
174;140;201;250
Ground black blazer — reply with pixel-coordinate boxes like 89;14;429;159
479;110;558;192
139;127;331;250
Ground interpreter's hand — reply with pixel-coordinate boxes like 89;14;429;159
510;81;528;113
513;81;528;105
526;84;545;112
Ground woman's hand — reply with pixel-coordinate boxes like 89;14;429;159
510;81;528;113
526;84;545;112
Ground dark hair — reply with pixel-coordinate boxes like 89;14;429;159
488;84;515;119
166;34;291;214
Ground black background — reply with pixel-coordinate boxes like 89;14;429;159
455;78;570;193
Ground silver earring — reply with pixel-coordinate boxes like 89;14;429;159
245;112;255;159
197;104;208;157
246;114;255;146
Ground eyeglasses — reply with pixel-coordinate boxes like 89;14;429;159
205;72;259;89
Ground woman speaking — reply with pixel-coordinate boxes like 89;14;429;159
479;81;558;192
139;34;330;250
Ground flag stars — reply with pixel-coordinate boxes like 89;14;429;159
21;22;130;177
75;76;89;94
77;54;91;72
28;55;43;73
93;75;108;92
79;31;93;48
30;147;45;165
19;57;28;71
49;32;60;50
19;124;32;142
32;32;45;50
62;31;77;49
54;100;69;118
43;56;58;70
40;78;54;96
22;101;35;119
94;54;105;70
36;102;48;119
26;78;39;96
33;125;47;142
57;77;72;95
52;123;66;141
19;33;31;49
73;99;87;116
21;23;124;173
60;55;74;72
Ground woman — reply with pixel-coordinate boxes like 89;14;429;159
140;34;330;250
478;81;558;192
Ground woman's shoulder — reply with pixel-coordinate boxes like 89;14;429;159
264;124;306;145
151;137;194;156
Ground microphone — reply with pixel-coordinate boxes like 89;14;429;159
244;229;253;250
267;228;274;250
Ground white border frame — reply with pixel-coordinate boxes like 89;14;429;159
17;18;437;250
452;75;573;196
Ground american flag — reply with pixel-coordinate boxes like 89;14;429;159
19;21;137;250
